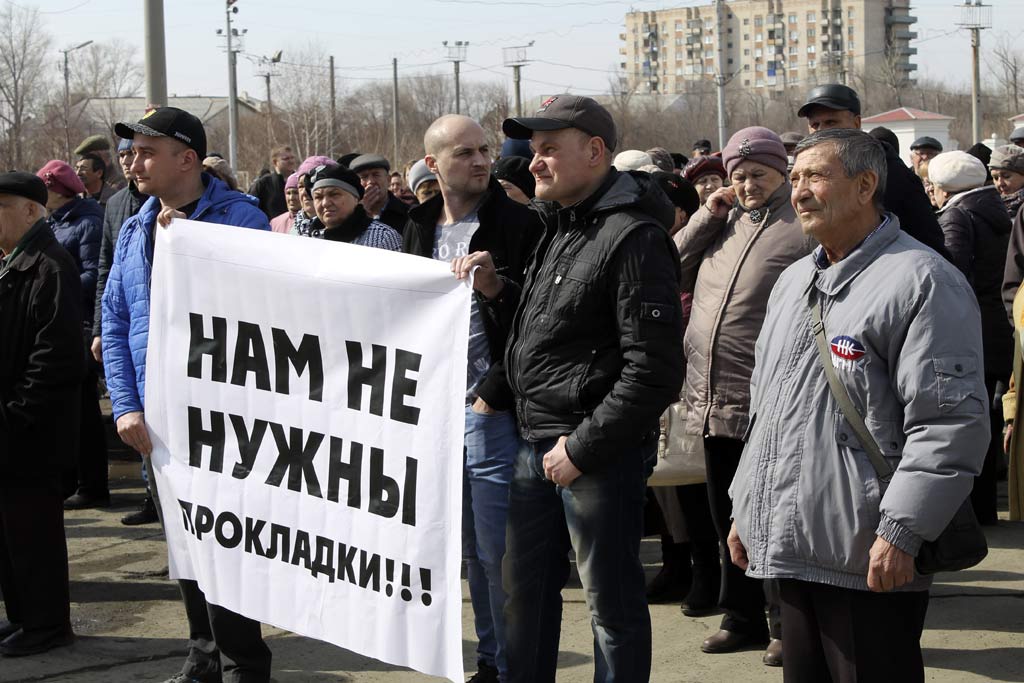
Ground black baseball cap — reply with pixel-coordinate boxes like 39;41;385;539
797;84;862;118
115;107;207;159
503;94;617;152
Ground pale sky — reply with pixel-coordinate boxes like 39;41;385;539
38;0;1024;106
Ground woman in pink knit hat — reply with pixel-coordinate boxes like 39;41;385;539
673;126;816;666
36;159;110;509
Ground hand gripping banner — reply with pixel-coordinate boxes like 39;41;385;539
146;220;469;681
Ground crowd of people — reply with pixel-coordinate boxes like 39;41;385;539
2;80;1023;683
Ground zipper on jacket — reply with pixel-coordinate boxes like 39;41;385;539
506;217;578;432
701;207;773;435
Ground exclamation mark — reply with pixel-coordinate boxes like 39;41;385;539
385;558;395;597
420;568;432;606
400;563;412;602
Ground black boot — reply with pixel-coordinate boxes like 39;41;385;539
647;536;691;604
121;496;158;525
682;540;720;617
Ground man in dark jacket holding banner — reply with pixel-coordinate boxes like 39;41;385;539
403;114;541;683
496;95;685;682
0;172;83;656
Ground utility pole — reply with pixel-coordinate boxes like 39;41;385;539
60;40;93;161
392;58;400;166
713;0;727;150
503;42;534;117
956;1;992;144
216;0;245;169
144;0;167;108
257;51;281;146
443;41;469;114
329;55;337;155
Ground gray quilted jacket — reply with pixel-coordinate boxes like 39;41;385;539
730;215;989;592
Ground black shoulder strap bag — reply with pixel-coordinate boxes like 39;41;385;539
810;295;988;575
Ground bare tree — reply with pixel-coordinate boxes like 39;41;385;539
0;4;49;168
70;40;144;99
987;34;1022;115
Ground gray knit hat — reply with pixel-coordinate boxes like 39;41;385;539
989;145;1024;175
407;159;437;193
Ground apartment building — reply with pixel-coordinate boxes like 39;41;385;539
620;0;918;95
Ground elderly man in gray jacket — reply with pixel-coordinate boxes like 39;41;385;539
728;128;989;683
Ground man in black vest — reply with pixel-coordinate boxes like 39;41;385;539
497;95;684;682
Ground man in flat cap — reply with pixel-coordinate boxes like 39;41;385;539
347;153;409;234
1010;126;1024;148
498;94;684;682
75;134;125;192
798;84;949;259
910;137;943;174
0;172;83;656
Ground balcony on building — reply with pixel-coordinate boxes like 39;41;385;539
885;14;917;25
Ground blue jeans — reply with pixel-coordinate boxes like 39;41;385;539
502;435;656;683
463;406;520;678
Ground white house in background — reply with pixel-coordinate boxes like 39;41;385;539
862;107;955;167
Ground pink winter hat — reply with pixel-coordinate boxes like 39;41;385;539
37;159;87;197
284;172;300;190
722;126;788;177
296;155;337;177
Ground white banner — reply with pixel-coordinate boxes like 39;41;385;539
145;219;469;682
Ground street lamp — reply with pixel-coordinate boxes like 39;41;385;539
60;40;93;161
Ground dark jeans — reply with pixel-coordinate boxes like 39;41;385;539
179;579;272;683
503;435;655;683
145;456;271;683
75;361;110;496
704;436;778;639
778;579;929;683
0;482;71;636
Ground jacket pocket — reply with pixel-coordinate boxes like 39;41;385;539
793;414;889;573
932;356;985;414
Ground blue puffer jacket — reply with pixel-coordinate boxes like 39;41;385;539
102;174;269;421
49;196;103;329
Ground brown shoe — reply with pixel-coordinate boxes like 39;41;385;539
763;638;783;667
701;629;768;654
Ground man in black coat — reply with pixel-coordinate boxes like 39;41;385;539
247;145;297;219
402;114;541;683
89;137;154;525
349;153;409;234
798;84;949;259
0;172;83;656
497;96;685;682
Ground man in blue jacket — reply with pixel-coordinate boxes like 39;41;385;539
102;107;272;683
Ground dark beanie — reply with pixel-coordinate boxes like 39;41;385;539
869;127;900;155
493;156;535;198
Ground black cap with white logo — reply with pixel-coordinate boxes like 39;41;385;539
115;107;207;159
502;94;618;152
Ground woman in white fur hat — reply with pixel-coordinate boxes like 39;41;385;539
930;149;1012;526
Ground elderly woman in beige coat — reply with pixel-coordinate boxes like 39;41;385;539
674;126;815;664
